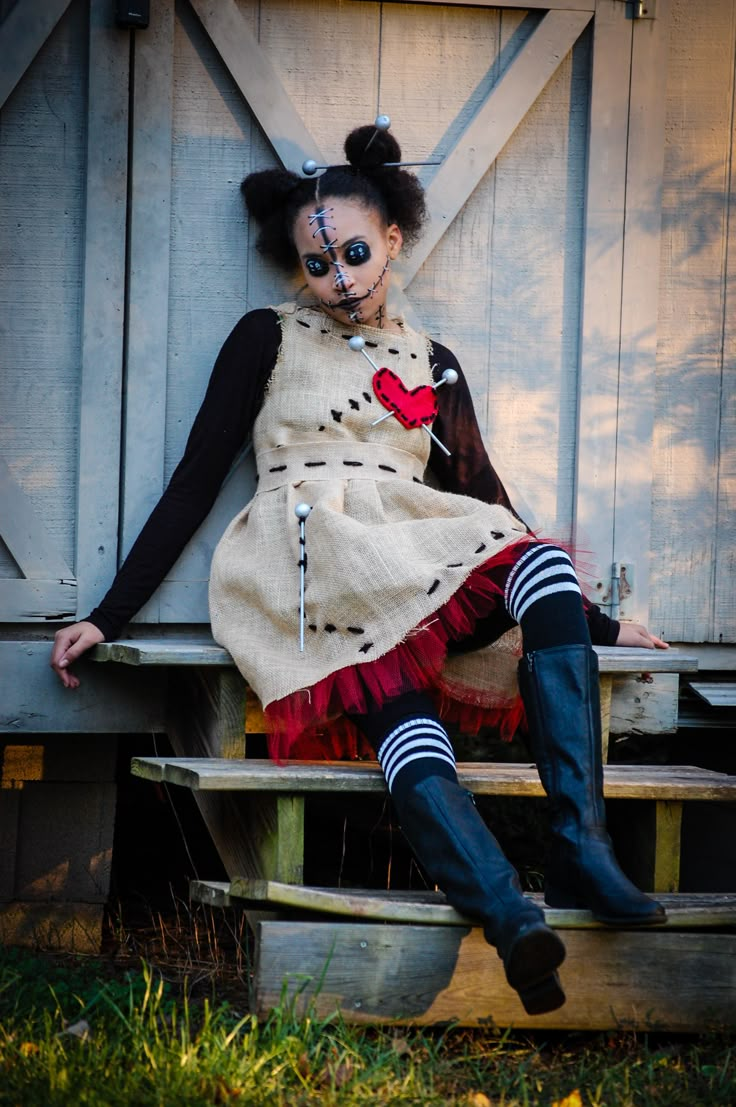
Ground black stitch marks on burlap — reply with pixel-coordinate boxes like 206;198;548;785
427;579;440;596
269;465;287;473
305;461;326;468
318;425;325;431
491;531;505;540
308;624;317;632
447;563;463;568
343;460;363;467
475;543;487;554
358;642;374;654
362;392;372;403
297;319;311;328
349;399;360;410
388;347;399;355
325;624;336;633
378;464;397;473
331;410;343;422
347;626;364;635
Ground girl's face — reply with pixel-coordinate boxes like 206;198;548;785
292;196;403;329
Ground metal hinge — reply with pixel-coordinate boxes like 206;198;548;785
615;0;658;18
595;561;635;620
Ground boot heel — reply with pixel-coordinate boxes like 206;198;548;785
518;972;566;1016
544;883;583;909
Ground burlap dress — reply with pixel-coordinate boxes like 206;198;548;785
208;303;529;757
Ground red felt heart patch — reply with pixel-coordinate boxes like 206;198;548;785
372;368;438;429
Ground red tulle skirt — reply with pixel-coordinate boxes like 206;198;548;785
265;538;533;761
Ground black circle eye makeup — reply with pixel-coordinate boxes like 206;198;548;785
345;241;371;265
305;257;330;277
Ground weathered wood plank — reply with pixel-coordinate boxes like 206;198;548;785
611;0;670;624
610;672;679;736
0;0;72;110
0;0;86;591
91;640;233;666
256;922;736;1029
120;0;174;581
197;876;736;929
651;0;736;640
573;0;631;603
91;637;698;672
131;757;736;801
0;580;76;619
0;641;165;734
74;0;130;617
374;0;595;9
399;9;593;287
653;800;682;893
0;457;73;578
714;6;736;641
212;879;736;929
188;0;324;173
690;683;736;708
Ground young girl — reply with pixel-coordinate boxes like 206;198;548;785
51;122;667;1015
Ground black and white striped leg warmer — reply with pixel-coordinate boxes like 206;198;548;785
505;543;589;652
377;715;457;806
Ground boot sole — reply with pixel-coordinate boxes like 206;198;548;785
504;924;567;1015
545;892;667;926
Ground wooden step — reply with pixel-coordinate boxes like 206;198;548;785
689;682;736;708
254;920;736;1030
132;757;736;801
191;879;736;929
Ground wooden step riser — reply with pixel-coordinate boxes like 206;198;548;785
255;921;736;1030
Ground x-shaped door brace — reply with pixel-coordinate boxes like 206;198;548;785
0;0;593;296
189;0;593;296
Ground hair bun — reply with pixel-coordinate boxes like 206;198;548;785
241;167;301;222
344;124;401;171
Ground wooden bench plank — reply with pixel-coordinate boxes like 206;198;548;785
131;757;736;801
255;921;736;1029
93;638;699;673
689;682;736;707
191;879;736;930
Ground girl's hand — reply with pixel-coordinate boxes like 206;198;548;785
615;622;669;650
51;622;105;688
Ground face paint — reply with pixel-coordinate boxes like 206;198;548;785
294;197;402;329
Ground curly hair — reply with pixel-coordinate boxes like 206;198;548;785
241;124;427;271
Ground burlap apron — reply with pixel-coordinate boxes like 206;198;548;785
209;303;526;721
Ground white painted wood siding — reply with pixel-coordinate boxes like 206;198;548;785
1;0;733;652
651;0;736;642
0;0;86;579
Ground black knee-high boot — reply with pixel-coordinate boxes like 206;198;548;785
519;643;666;925
392;773;567;1014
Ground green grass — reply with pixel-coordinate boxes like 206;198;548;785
1;942;734;1107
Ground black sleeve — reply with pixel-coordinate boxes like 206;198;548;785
428;340;620;648
427;341;525;520
84;308;281;640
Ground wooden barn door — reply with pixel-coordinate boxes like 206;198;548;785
1;0;671;634
120;0;669;632
0;0;130;624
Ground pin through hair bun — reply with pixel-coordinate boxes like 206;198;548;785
241;122;427;271
344;124;402;171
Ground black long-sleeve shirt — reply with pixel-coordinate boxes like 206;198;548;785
86;309;619;645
